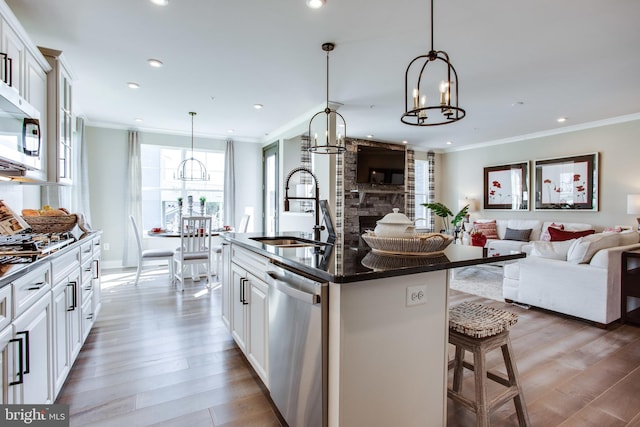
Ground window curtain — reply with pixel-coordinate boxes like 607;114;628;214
72;117;92;224
427;151;435;232
123;130;142;268
223;139;235;227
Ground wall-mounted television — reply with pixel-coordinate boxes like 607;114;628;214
356;145;405;185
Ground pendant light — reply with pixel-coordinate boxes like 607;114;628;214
175;112;209;181
401;0;466;126
308;42;346;155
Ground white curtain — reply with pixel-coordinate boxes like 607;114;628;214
72;117;92;224
223;139;235;227
123;130;142;267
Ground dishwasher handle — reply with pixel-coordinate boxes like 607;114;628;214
266;271;321;305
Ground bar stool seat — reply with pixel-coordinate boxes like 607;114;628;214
448;302;530;427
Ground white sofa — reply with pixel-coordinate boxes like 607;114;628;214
503;230;640;325
469;219;595;256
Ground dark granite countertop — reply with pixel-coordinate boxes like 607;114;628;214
225;232;525;283
0;230;102;288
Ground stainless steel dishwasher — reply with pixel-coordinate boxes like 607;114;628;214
265;265;328;427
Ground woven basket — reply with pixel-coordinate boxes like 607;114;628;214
361;232;454;256
22;214;78;234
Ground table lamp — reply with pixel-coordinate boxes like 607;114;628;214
627;194;640;230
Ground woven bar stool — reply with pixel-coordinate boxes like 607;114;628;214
448;302;530;427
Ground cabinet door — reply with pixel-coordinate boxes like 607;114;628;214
92;238;102;317
0;326;11;404
230;263;247;352
248;274;269;386
67;270;82;361
221;243;231;330
1;20;25;94
51;281;70;395
10;294;53;404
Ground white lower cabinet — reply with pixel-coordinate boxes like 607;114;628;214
226;245;269;387
0;324;12;403
221;243;231;330
9;292;54;404
51;269;81;395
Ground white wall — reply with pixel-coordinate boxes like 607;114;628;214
438;119;640;229
86;126;262;267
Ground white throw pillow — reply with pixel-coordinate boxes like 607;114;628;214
566;233;621;264
619;230;640;246
530;240;574;260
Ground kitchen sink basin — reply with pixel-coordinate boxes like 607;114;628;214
250;236;327;248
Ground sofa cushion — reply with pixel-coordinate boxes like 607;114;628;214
473;220;499;239
540;222;564;241
548;227;595;241
504;227;532;242
506;220;542;240
530;240;575;260
618;230;640;246
566;233;621;264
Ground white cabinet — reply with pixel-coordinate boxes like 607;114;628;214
227;245;270;386
0;325;12;404
221;243;231;329
9;291;53;404
91;236;102;318
0;16;25;94
50;248;82;396
39;47;73;185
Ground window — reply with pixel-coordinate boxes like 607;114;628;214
141;145;225;231
413;158;433;231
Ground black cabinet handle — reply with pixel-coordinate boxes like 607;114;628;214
27;281;46;291
242;278;249;305
6;56;12;87
16;330;30;374
8;337;24;386
67;281;77;311
239;278;246;303
92;259;100;279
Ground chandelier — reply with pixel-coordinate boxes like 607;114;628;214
401;0;466;126
308;42;346;155
175;112;209;181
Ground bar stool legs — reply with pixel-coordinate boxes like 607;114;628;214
447;302;530;427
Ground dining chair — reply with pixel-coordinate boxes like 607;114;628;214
130;215;175;285
238;214;251;233
174;215;213;291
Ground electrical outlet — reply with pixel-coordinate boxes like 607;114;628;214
103;243;110;251
406;285;427;307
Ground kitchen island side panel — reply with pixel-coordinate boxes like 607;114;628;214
328;270;449;427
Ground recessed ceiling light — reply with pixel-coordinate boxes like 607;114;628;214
227;129;234;134
306;0;326;9
557;117;568;123
150;0;169;6
446;141;453;145
147;59;163;68
135;118;143;122
367;134;374;139
402;140;408;144
511;101;524;107
127;82;140;89
253;104;263;109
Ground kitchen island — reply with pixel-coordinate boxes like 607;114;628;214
222;232;524;427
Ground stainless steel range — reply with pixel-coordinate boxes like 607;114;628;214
0;232;76;263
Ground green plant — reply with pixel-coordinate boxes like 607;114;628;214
422;202;469;233
199;196;206;203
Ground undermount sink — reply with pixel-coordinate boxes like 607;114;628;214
250;236;327;248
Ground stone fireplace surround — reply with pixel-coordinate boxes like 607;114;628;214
341;139;414;247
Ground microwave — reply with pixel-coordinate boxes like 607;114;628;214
0;81;42;175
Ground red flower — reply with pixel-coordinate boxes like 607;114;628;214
573;174;581;182
543;179;552;184
555;188;561;193
576;185;585;192
489;190;495;195
492;181;502;188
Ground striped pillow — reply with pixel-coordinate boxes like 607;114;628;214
473;220;499;240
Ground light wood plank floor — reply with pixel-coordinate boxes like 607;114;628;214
56;268;640;426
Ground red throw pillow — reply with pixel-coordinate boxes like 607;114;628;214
541;222;564;241
473;220;499;240
548;227;595;242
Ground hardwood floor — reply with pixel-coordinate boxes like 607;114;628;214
56;268;640;426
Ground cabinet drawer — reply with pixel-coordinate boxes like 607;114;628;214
232;245;270;280
13;264;51;318
51;249;80;284
80;241;93;263
81;258;93;284
81;297;93;342
0;284;12;330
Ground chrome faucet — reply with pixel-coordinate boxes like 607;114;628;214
283;167;324;241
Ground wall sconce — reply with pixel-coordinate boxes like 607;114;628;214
627;194;640;230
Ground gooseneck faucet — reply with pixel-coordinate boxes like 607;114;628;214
283;167;324;241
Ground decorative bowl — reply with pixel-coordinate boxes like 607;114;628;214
362;232;454;256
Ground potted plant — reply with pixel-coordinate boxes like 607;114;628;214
199;196;206;206
422;202;469;234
